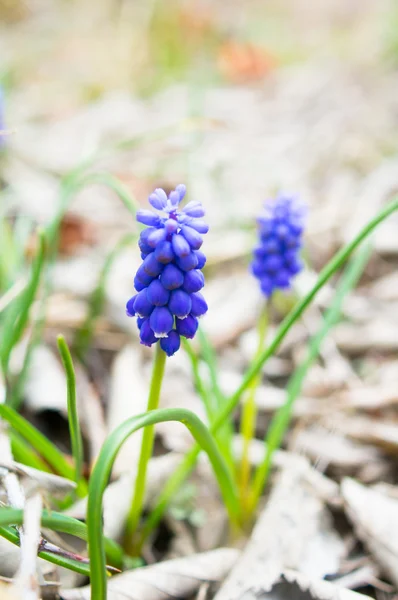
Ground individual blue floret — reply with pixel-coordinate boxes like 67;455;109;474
251;194;306;297
126;185;208;356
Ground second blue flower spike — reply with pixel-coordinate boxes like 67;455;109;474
126;185;209;356
251;194;306;297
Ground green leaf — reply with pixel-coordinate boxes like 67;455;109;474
87;408;240;599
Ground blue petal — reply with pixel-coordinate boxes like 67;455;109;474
185;220;208;234
148;192;164;210
182;200;204;218
275;224;289;240
150;307;174;338
136;210;161;227
134;275;147;292
143;253;164;277
126;296;136;317
138;237;152;255
164;218;178;235
190;292;208;318
135;265;153;287
147;227;167;248
160;330;181;356
194;250;206;269
175;184;186;201
260;277;273;297
160;264;184;290
182;269;205;293
133;289;154;317
154;241;175;264
176;252;199;272
154;188;168;205
176;315;199;339
181;225;203;250
172;233;191;257
263;255;283;274
168;289;192;318
251;260;266;277
168;191;180;206
147;279;170;306
139;319;157;346
275;270;291;288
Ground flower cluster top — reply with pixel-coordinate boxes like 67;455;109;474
251;194;306;297
126;185;208;356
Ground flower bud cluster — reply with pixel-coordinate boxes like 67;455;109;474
251;194;306;297
126;185;208;356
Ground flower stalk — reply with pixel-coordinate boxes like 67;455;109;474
238;302;268;514
123;344;167;554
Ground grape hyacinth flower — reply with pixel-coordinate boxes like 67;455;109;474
251;194;306;297
126;185;208;356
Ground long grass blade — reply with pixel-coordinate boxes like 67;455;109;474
87;407;240;599
57;336;84;492
1;231;46;375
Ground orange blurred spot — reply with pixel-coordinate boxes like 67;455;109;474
218;41;276;83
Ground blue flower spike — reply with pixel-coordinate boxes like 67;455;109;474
251;194;306;297
126;185;208;356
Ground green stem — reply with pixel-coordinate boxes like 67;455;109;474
238;303;268;511
248;242;373;513
57;335;84;493
123;345;166;553
197;327;235;473
87;408;240;600
141;197;398;543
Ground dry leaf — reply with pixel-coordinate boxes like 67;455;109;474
336;416;398;454
335;320;398;354
338;384;398;411
75;366;107;466
203;273;260;348
61;548;239;600
232;437;340;506
342;477;398;588
250;569;371;600
22;345;67;415
14;494;42;600
214;459;345;600
0;462;76;498
290;426;383;473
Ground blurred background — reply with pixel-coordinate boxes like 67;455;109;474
3;2;398;590
2;0;398;485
